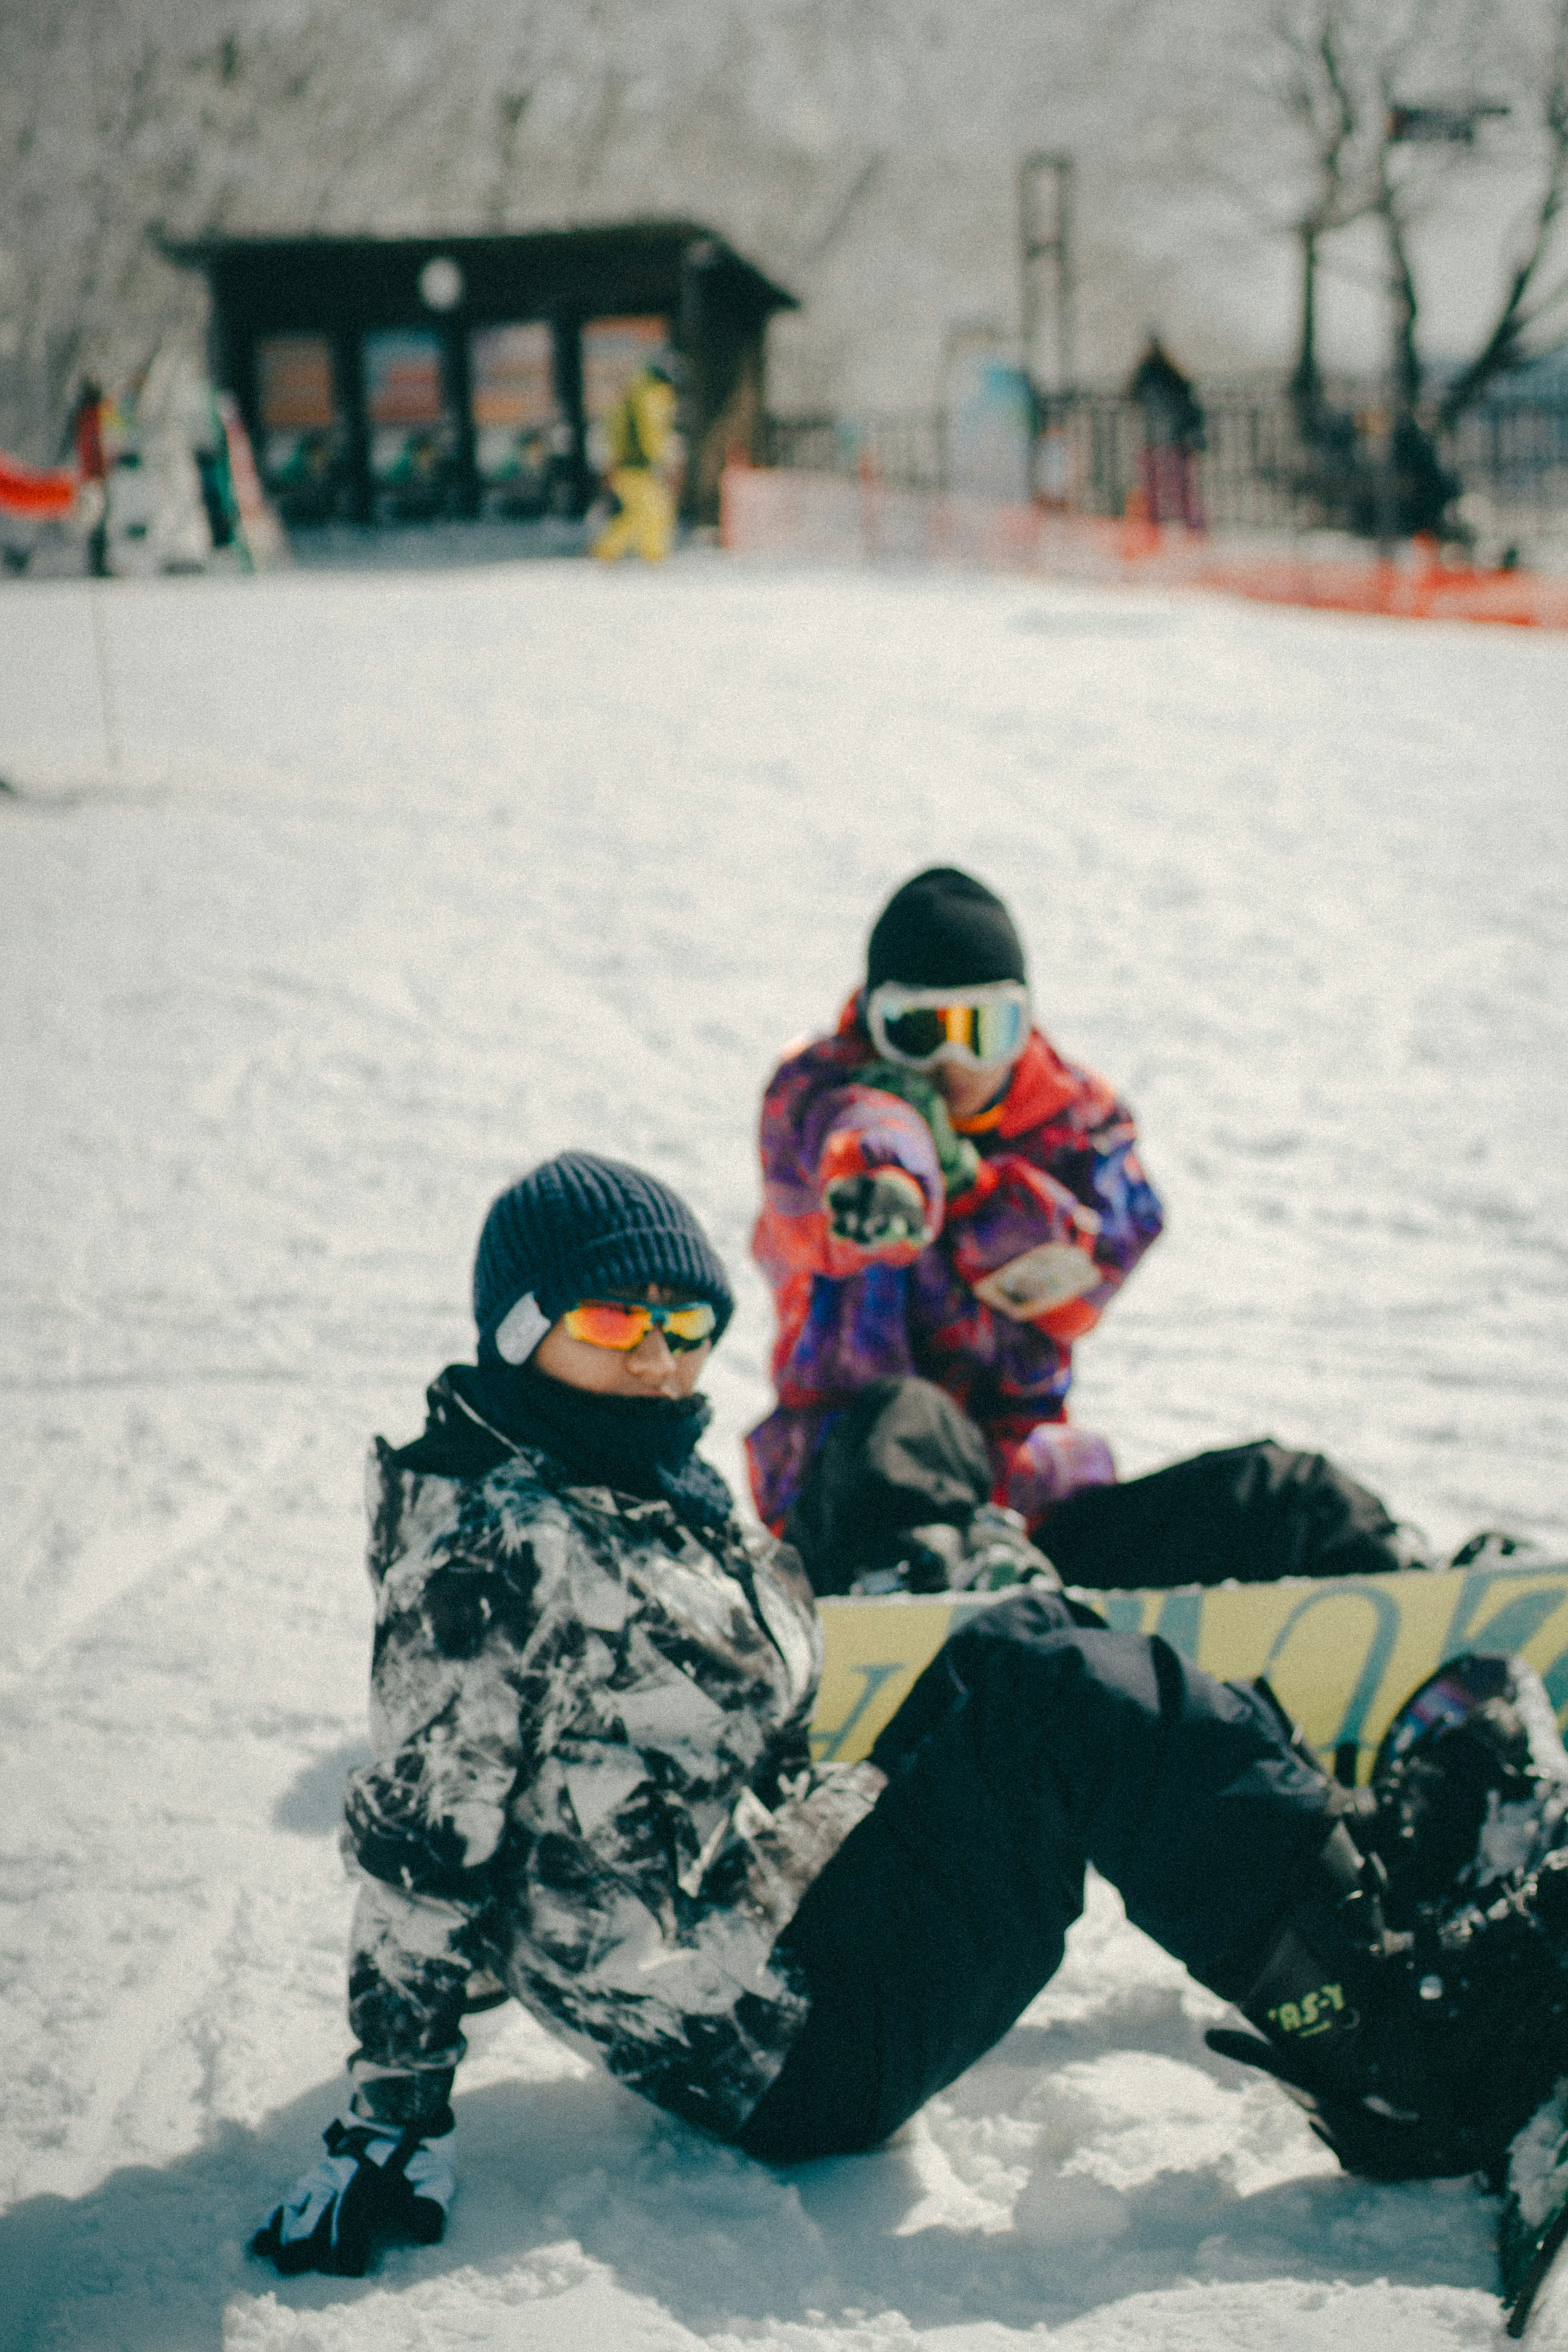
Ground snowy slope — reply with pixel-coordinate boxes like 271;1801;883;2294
1;547;1566;2349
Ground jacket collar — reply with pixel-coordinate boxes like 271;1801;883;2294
442;1369;519;1452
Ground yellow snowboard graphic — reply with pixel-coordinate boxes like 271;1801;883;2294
812;1561;1568;1781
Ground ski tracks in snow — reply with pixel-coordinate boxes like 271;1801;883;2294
1;1420;300;1679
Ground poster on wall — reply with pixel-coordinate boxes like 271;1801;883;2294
469;321;565;512
362;328;459;514
580;316;669;471
255;335;345;518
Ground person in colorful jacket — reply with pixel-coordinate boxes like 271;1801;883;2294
250;1150;1568;2280
748;867;1163;1557
747;867;1429;1600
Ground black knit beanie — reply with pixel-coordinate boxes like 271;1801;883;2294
472;1151;734;1364
866;867;1027;992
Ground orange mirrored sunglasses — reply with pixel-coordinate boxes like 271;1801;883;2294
561;1299;717;1353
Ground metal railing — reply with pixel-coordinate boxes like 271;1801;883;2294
1453;399;1568;533
763;391;1568;545
762;412;943;492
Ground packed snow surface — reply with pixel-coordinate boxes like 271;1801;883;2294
3;548;1567;2350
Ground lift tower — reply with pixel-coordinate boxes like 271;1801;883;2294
1019;153;1075;395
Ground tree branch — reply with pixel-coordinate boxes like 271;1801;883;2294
1439;0;1568;424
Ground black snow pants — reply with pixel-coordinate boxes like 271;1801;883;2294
785;1375;1412;1597
739;1587;1334;2161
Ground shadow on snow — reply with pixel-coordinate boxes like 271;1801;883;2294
1;2005;1497;2349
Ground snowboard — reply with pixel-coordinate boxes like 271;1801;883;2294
813;1551;1568;1777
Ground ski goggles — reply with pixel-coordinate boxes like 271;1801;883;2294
560;1298;717;1353
866;981;1031;1071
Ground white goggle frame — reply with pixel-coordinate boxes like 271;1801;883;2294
866;979;1032;1071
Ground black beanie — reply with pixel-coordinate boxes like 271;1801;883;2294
472;1152;734;1363
865;867;1027;992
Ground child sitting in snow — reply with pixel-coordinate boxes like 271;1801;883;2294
254;1151;1567;2278
748;864;1425;1597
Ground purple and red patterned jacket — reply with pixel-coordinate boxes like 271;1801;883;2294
745;997;1164;1532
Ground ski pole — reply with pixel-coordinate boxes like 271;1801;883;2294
89;579;119;777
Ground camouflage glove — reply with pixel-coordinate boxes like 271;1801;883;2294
856;1061;981;1198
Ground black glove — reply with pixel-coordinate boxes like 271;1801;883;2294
251;2111;456;2277
824;1168;931;1248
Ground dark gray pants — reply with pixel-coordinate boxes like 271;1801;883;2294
786;1376;1410;1596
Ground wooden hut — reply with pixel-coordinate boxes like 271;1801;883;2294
165;225;796;526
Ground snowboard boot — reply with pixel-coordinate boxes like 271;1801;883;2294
1206;1823;1435;2170
1209;1821;1568;2181
1448;1531;1552;1572
847;1503;1061;1595
1385;1520;1436;1572
1351;1653;1568;1922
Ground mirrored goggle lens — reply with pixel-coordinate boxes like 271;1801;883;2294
878;998;1027;1066
562;1300;717;1352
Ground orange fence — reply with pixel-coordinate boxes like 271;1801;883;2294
0;451;78;523
719;462;1568;631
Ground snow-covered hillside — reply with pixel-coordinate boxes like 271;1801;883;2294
2;545;1566;2350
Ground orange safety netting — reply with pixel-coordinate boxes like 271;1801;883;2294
0;451;78;522
719;464;1568;631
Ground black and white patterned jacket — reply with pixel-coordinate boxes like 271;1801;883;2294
343;1373;883;2141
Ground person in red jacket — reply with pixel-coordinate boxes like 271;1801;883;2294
747;868;1160;1579
748;866;1423;1599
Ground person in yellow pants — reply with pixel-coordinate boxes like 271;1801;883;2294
591;363;679;562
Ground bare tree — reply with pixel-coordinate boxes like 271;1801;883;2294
1266;2;1372;420
1254;0;1568;430
1258;0;1485;415
1370;49;1430;419
1438;0;1568;425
